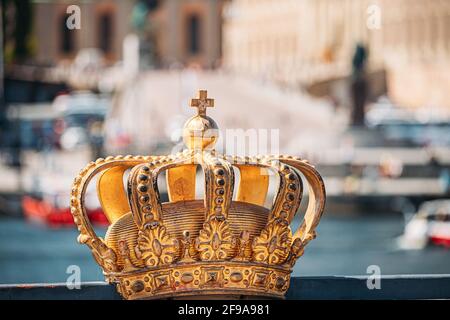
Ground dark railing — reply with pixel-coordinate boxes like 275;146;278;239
1;275;450;300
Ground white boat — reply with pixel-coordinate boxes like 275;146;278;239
397;199;450;249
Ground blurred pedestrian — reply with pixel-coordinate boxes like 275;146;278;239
350;43;369;126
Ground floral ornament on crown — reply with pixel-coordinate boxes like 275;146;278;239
252;218;292;265
195;215;237;261
135;223;180;267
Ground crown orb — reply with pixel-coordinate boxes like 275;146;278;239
183;115;219;151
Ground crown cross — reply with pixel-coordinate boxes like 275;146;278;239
190;90;214;116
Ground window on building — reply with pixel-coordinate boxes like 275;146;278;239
187;14;201;55
60;14;74;54
99;13;113;54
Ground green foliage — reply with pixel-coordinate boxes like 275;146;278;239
2;0;33;63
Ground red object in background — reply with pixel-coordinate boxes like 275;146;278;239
430;236;450;248
88;208;109;225
22;196;109;228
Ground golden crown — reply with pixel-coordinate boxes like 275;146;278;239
70;90;326;300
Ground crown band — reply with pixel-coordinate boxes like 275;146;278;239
109;261;291;300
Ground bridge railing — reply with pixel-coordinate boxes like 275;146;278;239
1;275;449;300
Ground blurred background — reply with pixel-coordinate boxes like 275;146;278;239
1;0;450;284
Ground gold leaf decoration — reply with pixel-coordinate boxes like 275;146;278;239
195;215;236;261
90;238;119;272
136;224;179;267
252;218;292;264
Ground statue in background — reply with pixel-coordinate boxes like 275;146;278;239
350;43;369;126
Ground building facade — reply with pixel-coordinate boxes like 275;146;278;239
148;0;224;68
222;0;450;109
32;0;133;65
31;0;223;69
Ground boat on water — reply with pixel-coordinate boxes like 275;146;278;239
397;199;450;249
22;192;108;227
6;91;111;228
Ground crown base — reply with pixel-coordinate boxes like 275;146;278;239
115;289;286;301
106;261;291;300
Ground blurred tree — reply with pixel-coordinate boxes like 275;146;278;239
1;0;33;63
0;1;5;132
0;0;31;174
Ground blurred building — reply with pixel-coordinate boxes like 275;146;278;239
146;0;224;68
222;0;450;110
31;0;224;69
32;0;134;64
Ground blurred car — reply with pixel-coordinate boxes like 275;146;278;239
53;92;110;150
59;126;90;150
397;200;450;249
4;103;61;152
366;97;450;147
366;97;416;127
